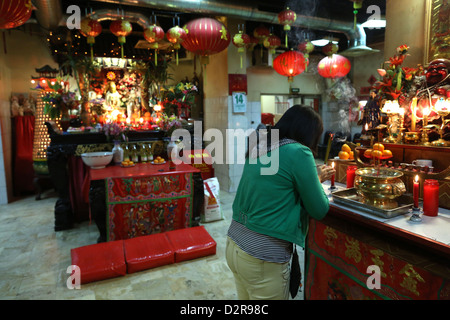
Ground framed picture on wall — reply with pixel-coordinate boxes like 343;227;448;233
425;0;450;63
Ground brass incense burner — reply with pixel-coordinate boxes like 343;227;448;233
404;131;420;144
354;167;406;209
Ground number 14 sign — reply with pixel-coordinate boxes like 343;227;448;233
232;92;247;113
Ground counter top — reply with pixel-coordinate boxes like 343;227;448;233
89;162;200;181
323;181;450;259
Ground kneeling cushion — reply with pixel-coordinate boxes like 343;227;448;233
70;240;126;284
165;226;216;262
124;233;175;274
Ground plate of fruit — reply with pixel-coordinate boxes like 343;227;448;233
337;143;355;161
151;156;166;164
120;160;135;167
363;143;393;160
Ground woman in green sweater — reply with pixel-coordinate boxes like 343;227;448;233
226;105;335;300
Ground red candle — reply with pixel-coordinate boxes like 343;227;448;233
423;179;439;216
413;175;419;208
346;165;357;188
331;162;335;187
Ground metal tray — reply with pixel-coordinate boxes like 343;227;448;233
331;188;414;219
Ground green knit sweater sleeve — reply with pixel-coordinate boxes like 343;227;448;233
286;144;329;220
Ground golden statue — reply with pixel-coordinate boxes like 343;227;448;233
105;81;123;111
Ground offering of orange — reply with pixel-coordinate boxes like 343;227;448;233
364;149;373;158
153;156;165;164
121;160;134;167
371;150;383;158
373;143;385;152
341;144;351;153
338;151;350;160
338;143;354;160
382;149;393;157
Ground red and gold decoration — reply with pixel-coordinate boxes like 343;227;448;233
0;0;33;29
110;18;133;58
277;7;297;47
263;34;281;59
232;30;250;69
322;41;339;56
80;17;102;61
273;49;306;83
318;43;351;78
298;40;315;71
305;219;450;300
106;172;194;240
253;25;270;45
182;18;230;63
144;24;165;66
166;25;187;65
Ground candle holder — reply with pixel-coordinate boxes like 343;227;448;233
408;206;422;223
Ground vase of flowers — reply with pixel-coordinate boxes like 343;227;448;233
102;122;128;165
111;140;124;165
156;82;198;118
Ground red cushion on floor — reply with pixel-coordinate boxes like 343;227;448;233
70;240;126;284
165;226;216;262
124;233;175;274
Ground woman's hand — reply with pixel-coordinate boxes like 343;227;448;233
317;164;336;183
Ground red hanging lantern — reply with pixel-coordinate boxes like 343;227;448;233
181;17;230;64
273;50;306;82
144;24;165;66
297;40;314;71
80;17;102;61
110;19;132;58
263;34;281;56
253;25;270;45
317;54;351;78
0;0;33;29
277;7;297;47
246;35;259;52
166;25;187;65
322;41;339;56
232;30;250;69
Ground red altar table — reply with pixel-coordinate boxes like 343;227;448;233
89;163;200;241
305;187;450;300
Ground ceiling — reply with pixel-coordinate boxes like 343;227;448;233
32;0;386;64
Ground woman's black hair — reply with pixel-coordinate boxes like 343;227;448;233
247;105;323;158
273;104;324;155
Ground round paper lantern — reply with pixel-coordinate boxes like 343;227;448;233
80;17;102;60
278;7;297;47
0;0;33;29
273;50;306;82
297;40;314;71
110;19;132;58
166;25;187;65
232;31;250;69
263;34;281;56
246;35;259;52
181;18;231;63
144;24;165;66
322;41;339;56
253;25;270;44
317;54;351;78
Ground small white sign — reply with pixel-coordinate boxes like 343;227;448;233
232;92;247;113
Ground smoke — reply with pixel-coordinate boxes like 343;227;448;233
325;77;357;104
287;0;319;45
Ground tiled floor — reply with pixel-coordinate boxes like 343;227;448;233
0;189;305;300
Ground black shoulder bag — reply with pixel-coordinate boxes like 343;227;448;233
289;245;301;298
